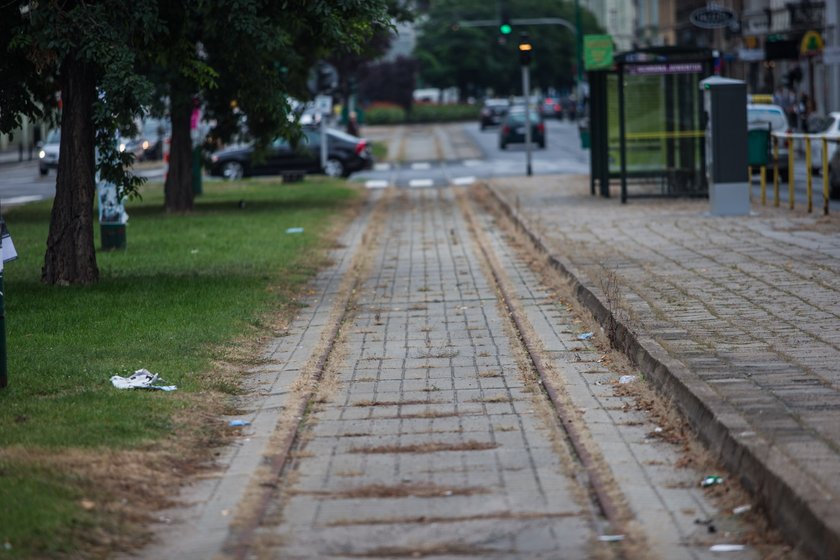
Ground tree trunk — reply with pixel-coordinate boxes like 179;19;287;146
164;83;194;213
41;54;99;286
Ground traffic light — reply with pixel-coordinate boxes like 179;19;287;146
518;32;532;66
499;10;511;35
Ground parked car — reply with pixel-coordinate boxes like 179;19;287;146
499;108;545;150
479;98;510;130
540;97;562;119
747;103;791;179
120;118;170;161
37;129;60;176
208;127;373;180
806;112;840;175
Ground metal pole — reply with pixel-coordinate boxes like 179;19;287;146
320;112;327;171
522;65;533;177
574;0;583;85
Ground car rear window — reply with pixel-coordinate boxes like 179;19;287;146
747;106;788;131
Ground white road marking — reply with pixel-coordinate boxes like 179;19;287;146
410;162;432;170
365;180;389;189
463;159;483;167
2;195;45;205
373;163;391;171
452;176;476;186
409;178;434;188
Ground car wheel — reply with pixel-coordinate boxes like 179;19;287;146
539;140;546;149
324;157;345;178
499;142;506;150
38;166;48;176
222;161;244;180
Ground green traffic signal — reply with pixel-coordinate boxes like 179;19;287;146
500;23;512;35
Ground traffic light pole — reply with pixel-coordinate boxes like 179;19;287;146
522;65;532;177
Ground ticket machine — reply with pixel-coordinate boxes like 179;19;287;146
700;76;749;216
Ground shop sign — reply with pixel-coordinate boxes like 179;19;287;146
690;5;737;29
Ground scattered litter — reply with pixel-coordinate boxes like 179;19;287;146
228;420;251;427
738;431;756;438
285;227;304;234
597;535;625;542
442;490;453;496
732;505;751;515
694;518;713;526
110;369;177;391
654;427;664;433
618;375;637;384
3;541;11;551
707;524;717;534
190;249;199;254
221;509;230;517
577;332;594;340
701;475;724;488
79;499;96;511
709;544;746;552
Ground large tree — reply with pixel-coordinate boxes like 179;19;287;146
415;0;603;99
1;0;393;283
159;0;396;213
1;0;160;285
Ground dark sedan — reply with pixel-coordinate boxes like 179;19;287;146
480;98;510;130
499;108;545;149
208;128;373;180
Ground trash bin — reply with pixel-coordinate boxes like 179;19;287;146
747;128;770;167
579;125;591;149
192;146;203;195
101;223;126;250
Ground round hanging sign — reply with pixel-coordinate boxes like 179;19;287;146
690;6;736;29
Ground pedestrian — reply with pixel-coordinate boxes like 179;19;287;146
347;111;359;137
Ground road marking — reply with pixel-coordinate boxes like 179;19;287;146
452;176;476;186
409;178;434;188
2;195;44;205
411;162;432;170
373;163;390;171
463;159;483;167
365;180;389;189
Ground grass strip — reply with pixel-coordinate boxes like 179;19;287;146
0;177;360;558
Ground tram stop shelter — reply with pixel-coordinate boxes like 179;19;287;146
587;47;714;203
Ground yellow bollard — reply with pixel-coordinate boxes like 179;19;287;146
788;135;795;209
805;136;812;213
748;166;753;202
824;138;830;216
760;166;766;205
773;136;780;207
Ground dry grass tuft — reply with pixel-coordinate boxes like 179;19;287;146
350;440;497;455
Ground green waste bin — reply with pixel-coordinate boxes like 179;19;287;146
101;223;126;250
579;126;590;149
747;128;770;167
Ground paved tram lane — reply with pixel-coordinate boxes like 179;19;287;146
252;188;598;557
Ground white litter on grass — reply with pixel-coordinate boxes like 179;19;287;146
110;369;177;391
577;332;594;340
597;535;624;542
709;544;746;552
732;505;751;515
618;375;637;384
286;227;304;234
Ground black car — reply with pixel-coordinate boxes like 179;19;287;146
208;128;373;180
122;118;170;161
499;108;545;150
480;98;510;130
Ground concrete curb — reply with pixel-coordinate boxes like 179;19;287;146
482;182;839;560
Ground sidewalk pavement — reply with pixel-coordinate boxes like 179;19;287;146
0;147;37;166
488;175;840;560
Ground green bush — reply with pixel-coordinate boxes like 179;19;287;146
365;105;406;125
364;103;480;125
408;103;480;123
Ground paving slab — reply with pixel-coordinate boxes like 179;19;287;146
489;175;840;559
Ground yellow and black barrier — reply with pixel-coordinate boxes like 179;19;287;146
764;132;839;215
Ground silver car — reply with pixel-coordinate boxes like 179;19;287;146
38;129;60;176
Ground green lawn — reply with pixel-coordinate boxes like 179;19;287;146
0;177;360;557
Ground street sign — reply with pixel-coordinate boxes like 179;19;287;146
314;95;332;115
584;35;614;70
690;5;736;29
800;30;824;57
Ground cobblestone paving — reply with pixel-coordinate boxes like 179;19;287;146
259;189;599;559
492;176;840;555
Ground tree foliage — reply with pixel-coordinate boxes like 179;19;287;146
0;0;393;284
415;0;603;98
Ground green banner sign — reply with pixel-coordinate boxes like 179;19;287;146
584;35;614;70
